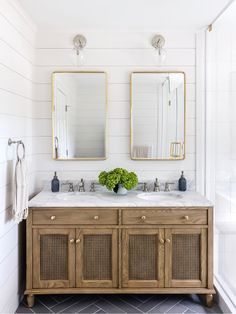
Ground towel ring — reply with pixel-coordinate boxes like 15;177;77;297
16;141;25;160
8;138;26;160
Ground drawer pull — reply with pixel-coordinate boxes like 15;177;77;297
50;215;56;220
69;239;75;244
94;215;99;220
184;215;189;221
76;238;81;244
166;238;171;243
159;238;165;244
140;215;146;220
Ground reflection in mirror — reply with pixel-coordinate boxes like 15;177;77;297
131;72;185;160
52;72;107;160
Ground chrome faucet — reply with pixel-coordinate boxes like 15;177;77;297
138;182;148;192
164;182;174;192
90;182;101;192
78;178;85;192
62;182;74;192
153;178;160;192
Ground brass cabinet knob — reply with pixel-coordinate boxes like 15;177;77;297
184;215;189;221
69;239;75;244
50;215;56;220
141;215;146;220
159;238;165;244
75;238;81;244
94;215;99;220
166;238;171;243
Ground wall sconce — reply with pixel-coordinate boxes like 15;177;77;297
151;34;167;65
72;34;87;66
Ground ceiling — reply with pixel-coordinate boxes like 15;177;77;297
20;0;231;31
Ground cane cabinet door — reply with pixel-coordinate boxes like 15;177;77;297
76;228;118;288
33;228;75;288
165;228;207;288
122;229;165;288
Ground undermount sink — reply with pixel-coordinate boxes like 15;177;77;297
137;192;183;201
56;192;97;201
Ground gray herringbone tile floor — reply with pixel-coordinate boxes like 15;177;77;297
16;294;224;314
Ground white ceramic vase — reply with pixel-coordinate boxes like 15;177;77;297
113;184;127;195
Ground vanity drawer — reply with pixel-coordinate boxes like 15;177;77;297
122;209;208;225
32;208;118;225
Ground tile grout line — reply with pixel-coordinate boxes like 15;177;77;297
146;297;169;313
36;298;54;313
57;296;101;314
115;295;145;313
99;296;126;313
164;298;184;314
76;297;103;314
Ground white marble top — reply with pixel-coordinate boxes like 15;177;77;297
29;190;213;208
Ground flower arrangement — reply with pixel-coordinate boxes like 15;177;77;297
98;168;138;193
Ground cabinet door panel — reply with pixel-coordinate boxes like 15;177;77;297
122;229;164;288
33;228;75;288
165;228;207;288
76;229;118;288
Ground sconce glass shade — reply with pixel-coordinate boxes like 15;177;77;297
70;34;86;66
151;34;167;65
70;49;84;66
153;48;167;65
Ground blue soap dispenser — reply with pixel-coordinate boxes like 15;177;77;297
51;171;60;192
178;171;187;191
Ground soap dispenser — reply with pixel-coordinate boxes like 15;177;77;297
51;172;60;192
178;171;187;191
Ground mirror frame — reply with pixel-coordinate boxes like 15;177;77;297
52;71;108;160
130;71;186;160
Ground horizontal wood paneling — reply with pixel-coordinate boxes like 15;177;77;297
34;65;196;84
0;1;36;313
33;30;196;187
36;31;196;49
36;48;195;67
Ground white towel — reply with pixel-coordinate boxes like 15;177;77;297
14;156;29;223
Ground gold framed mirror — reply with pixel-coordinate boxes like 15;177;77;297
52;71;107;160
130;71;186;160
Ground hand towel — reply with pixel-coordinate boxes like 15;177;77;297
13;149;28;223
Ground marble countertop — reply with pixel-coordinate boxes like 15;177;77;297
29;190;213;208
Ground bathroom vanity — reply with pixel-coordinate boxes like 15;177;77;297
25;191;215;307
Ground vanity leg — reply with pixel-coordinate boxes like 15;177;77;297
27;294;35;308
205;294;213;307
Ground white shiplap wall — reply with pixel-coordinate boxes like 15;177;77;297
33;31;196;187
0;0;36;312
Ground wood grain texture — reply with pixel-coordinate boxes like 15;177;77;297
26;206;215;302
76;228;118;288
122;208;207;225
122;228;164;288
165;228;207;288
32;228;76;289
32;208;118;225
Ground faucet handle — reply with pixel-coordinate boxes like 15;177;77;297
164;182;174;192
90;182;95;192
143;182;148;192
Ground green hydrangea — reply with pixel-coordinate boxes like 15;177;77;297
98;168;138;191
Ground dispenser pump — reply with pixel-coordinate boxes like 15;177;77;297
51;171;60;192
178;170;187;191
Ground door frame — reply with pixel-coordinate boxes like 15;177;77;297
76;228;118;288
122;228;165;288
165;228;207;288
32;228;75;288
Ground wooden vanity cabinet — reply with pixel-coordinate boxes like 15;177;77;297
26;207;214;308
